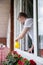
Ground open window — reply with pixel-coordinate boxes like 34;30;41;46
22;0;33;51
14;0;43;63
14;0;33;51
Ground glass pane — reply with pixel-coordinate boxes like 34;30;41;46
22;0;33;53
37;0;43;57
14;0;34;53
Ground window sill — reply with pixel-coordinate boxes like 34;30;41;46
15;48;43;65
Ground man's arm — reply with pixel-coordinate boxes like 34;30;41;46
15;27;30;41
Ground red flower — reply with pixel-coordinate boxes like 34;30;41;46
30;60;36;65
18;54;21;58
23;58;27;60
18;60;24;65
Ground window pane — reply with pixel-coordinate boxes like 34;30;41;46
37;0;43;57
22;0;33;53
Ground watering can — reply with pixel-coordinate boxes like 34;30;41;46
14;41;20;49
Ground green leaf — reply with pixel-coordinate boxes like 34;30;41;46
25;60;30;65
19;57;23;60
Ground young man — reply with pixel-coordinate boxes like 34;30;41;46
15;12;34;53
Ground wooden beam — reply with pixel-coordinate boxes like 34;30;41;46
10;0;14;51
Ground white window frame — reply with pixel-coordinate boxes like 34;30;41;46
33;0;43;63
14;0;24;50
14;0;43;64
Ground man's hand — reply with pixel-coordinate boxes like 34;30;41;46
28;48;32;53
28;44;34;53
15;38;18;41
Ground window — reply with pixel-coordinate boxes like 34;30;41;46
14;0;35;54
33;0;43;62
14;0;43;63
36;0;43;57
22;0;33;51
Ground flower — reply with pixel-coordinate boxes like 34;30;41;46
23;58;27;61
18;60;24;65
3;51;36;65
18;54;21;58
12;51;18;54
12;51;21;58
12;51;18;57
30;60;36;65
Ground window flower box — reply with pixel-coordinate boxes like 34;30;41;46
3;50;36;65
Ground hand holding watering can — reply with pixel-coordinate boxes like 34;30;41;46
14;40;20;49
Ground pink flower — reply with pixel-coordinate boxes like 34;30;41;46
30;60;36;65
12;51;18;54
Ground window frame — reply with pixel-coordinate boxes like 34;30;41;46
14;0;43;63
33;0;43;63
